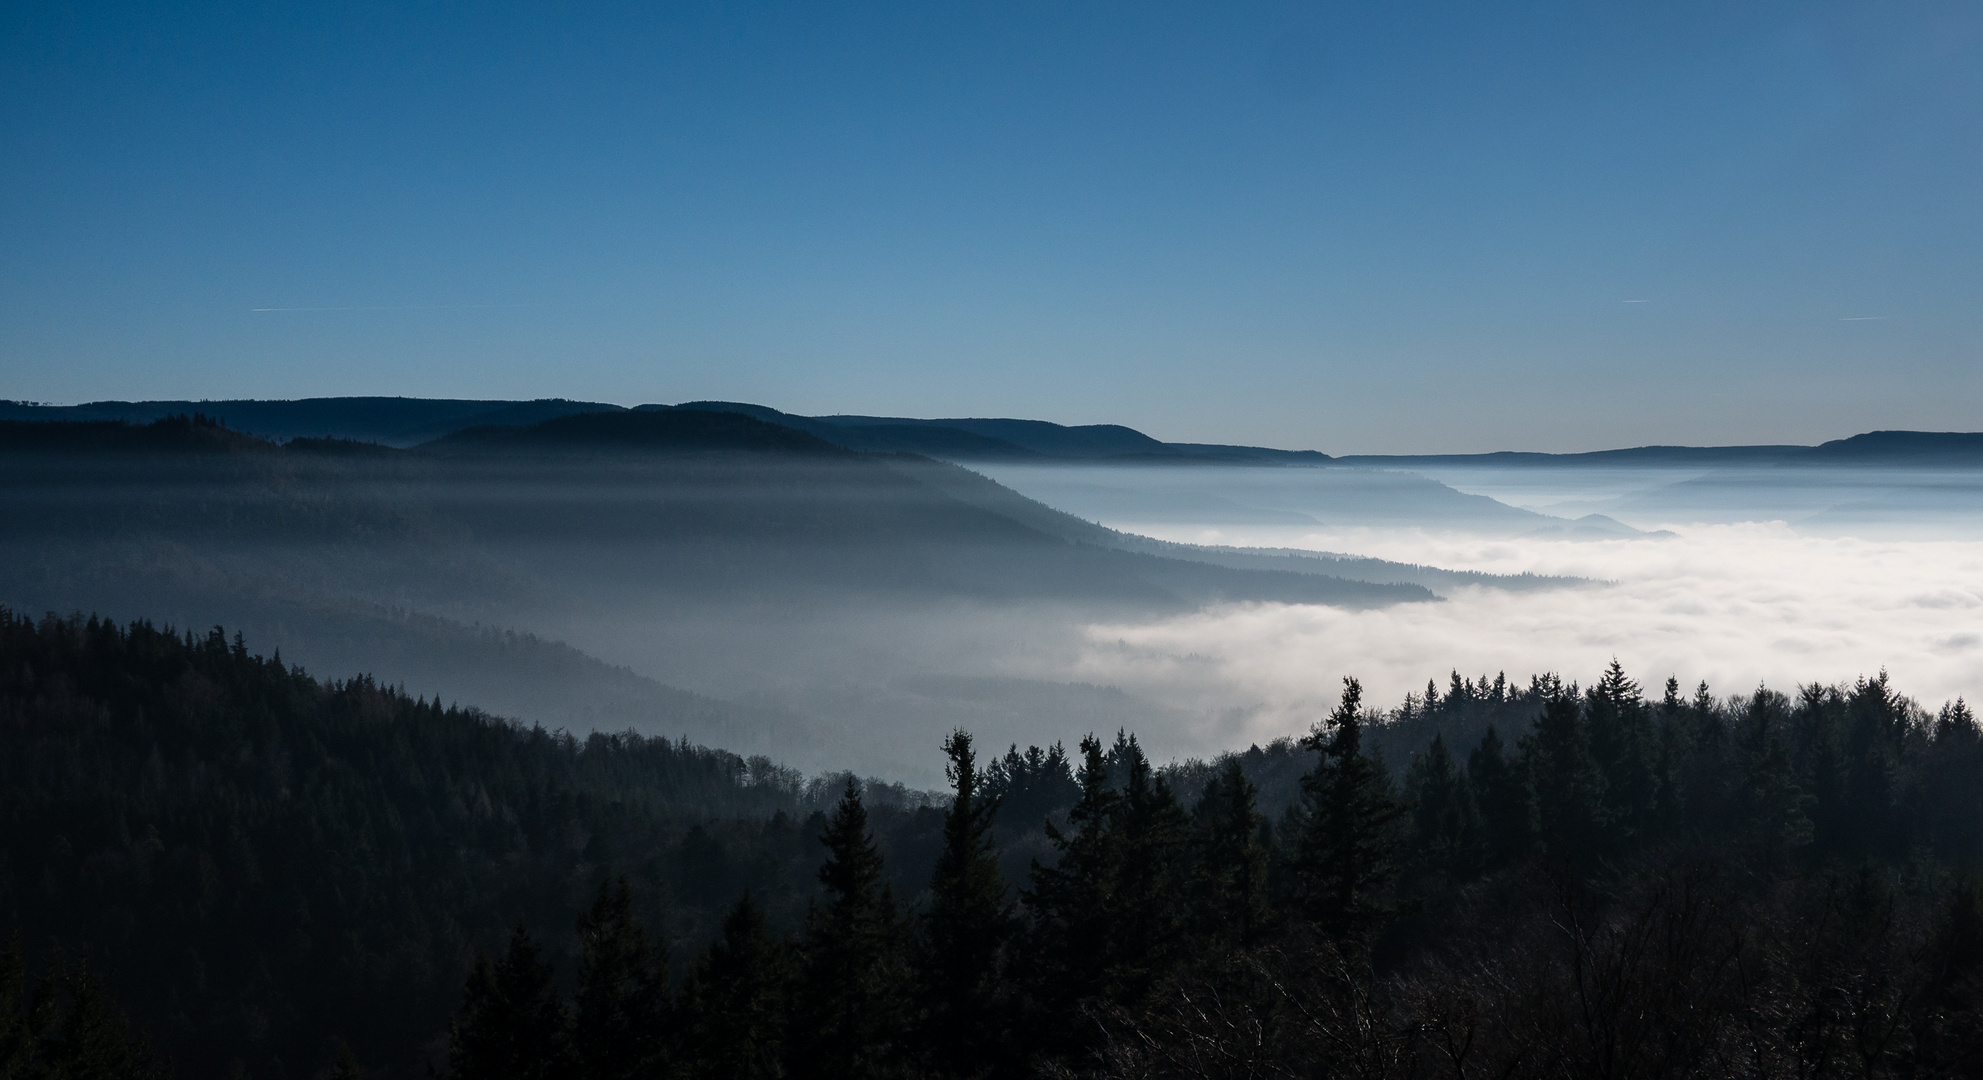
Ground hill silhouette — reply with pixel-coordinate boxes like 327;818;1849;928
1805;429;1983;465
9;396;1982;466
423;407;847;457
0;413;272;454
0;396;621;445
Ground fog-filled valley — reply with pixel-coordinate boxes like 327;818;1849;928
977;458;1983;740
7;405;1980;780
0;408;1471;781
5;402;1983;1078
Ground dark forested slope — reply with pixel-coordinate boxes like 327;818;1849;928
9;609;1983;1078
0;609;945;1078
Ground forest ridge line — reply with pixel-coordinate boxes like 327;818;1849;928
4;396;1981;466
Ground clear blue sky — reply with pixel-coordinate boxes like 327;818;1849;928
3;1;1978;452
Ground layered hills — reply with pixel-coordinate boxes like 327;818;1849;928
1;410;1495;773
7;396;1980;465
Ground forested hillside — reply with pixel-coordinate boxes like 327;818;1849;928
0;610;943;1077
5;609;1982;1077
0;413;1436;774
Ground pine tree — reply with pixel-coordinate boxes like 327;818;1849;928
1291;677;1409;947
1188;758;1267;945
571;878;670;1080
920;731;1011;1078
679;893;790;1080
1109;734;1189;998
1587;659;1656;843
790;780;907;1080
1738;689;1812;862
443;925;570;1080
1406;733;1481;880
1023;735;1118;1011
1524;688;1609;866
1467;726;1535;868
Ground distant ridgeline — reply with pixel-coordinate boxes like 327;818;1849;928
0;409;1434;615
6;396;1983;464
0;408;1448;775
5;609;1983;1077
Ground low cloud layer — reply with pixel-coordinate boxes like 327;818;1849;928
1027;523;1983;753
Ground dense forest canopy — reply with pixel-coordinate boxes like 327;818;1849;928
3;608;1980;1077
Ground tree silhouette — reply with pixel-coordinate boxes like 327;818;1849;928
920;731;1012;1078
442;925;569;1080
790;780;906;1080
1292;677;1408;947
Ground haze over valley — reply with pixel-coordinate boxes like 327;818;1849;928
6;400;1978;779
7;3;1983;1075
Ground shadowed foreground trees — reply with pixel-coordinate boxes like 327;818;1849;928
5;610;1983;1077
434;672;1983;1080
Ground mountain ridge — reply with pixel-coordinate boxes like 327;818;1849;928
9;397;1975;465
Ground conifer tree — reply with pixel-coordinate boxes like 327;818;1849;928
571;877;670;1080
1022;735;1120;1037
1109;734;1189;997
1586;659;1656;843
1467;726;1535;868
679;893;790;1080
1291;677;1408;947
790;780;907;1080
1406;733;1481;879
1188;759;1267;945
920;731;1011;1078
1841;671;1907;857
1524;688;1609;866
443;925;570;1080
1738;689;1812;861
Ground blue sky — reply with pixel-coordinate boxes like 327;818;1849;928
3;1;1978;452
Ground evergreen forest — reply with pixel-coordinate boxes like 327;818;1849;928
3;609;1982;1078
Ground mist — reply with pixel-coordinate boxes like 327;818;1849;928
978;462;1983;755
8;413;1978;785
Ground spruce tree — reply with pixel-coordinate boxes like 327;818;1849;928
1109;734;1189;998
443;925;570;1080
1587;659;1656;844
1406;733;1481;880
1021;736;1119;1033
1524;688;1608;866
1467;726;1535;868
790;780;907;1080
1291;677;1408;947
1188;758;1267;945
679;893;790;1080
920;730;1011;1078
571;877;670;1080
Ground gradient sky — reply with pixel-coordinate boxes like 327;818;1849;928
3;1;1978;453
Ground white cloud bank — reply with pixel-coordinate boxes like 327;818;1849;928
1039;523;1983;750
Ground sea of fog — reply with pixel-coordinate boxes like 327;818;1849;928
974;463;1983;750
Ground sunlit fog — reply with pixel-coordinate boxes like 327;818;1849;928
978;463;1983;755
